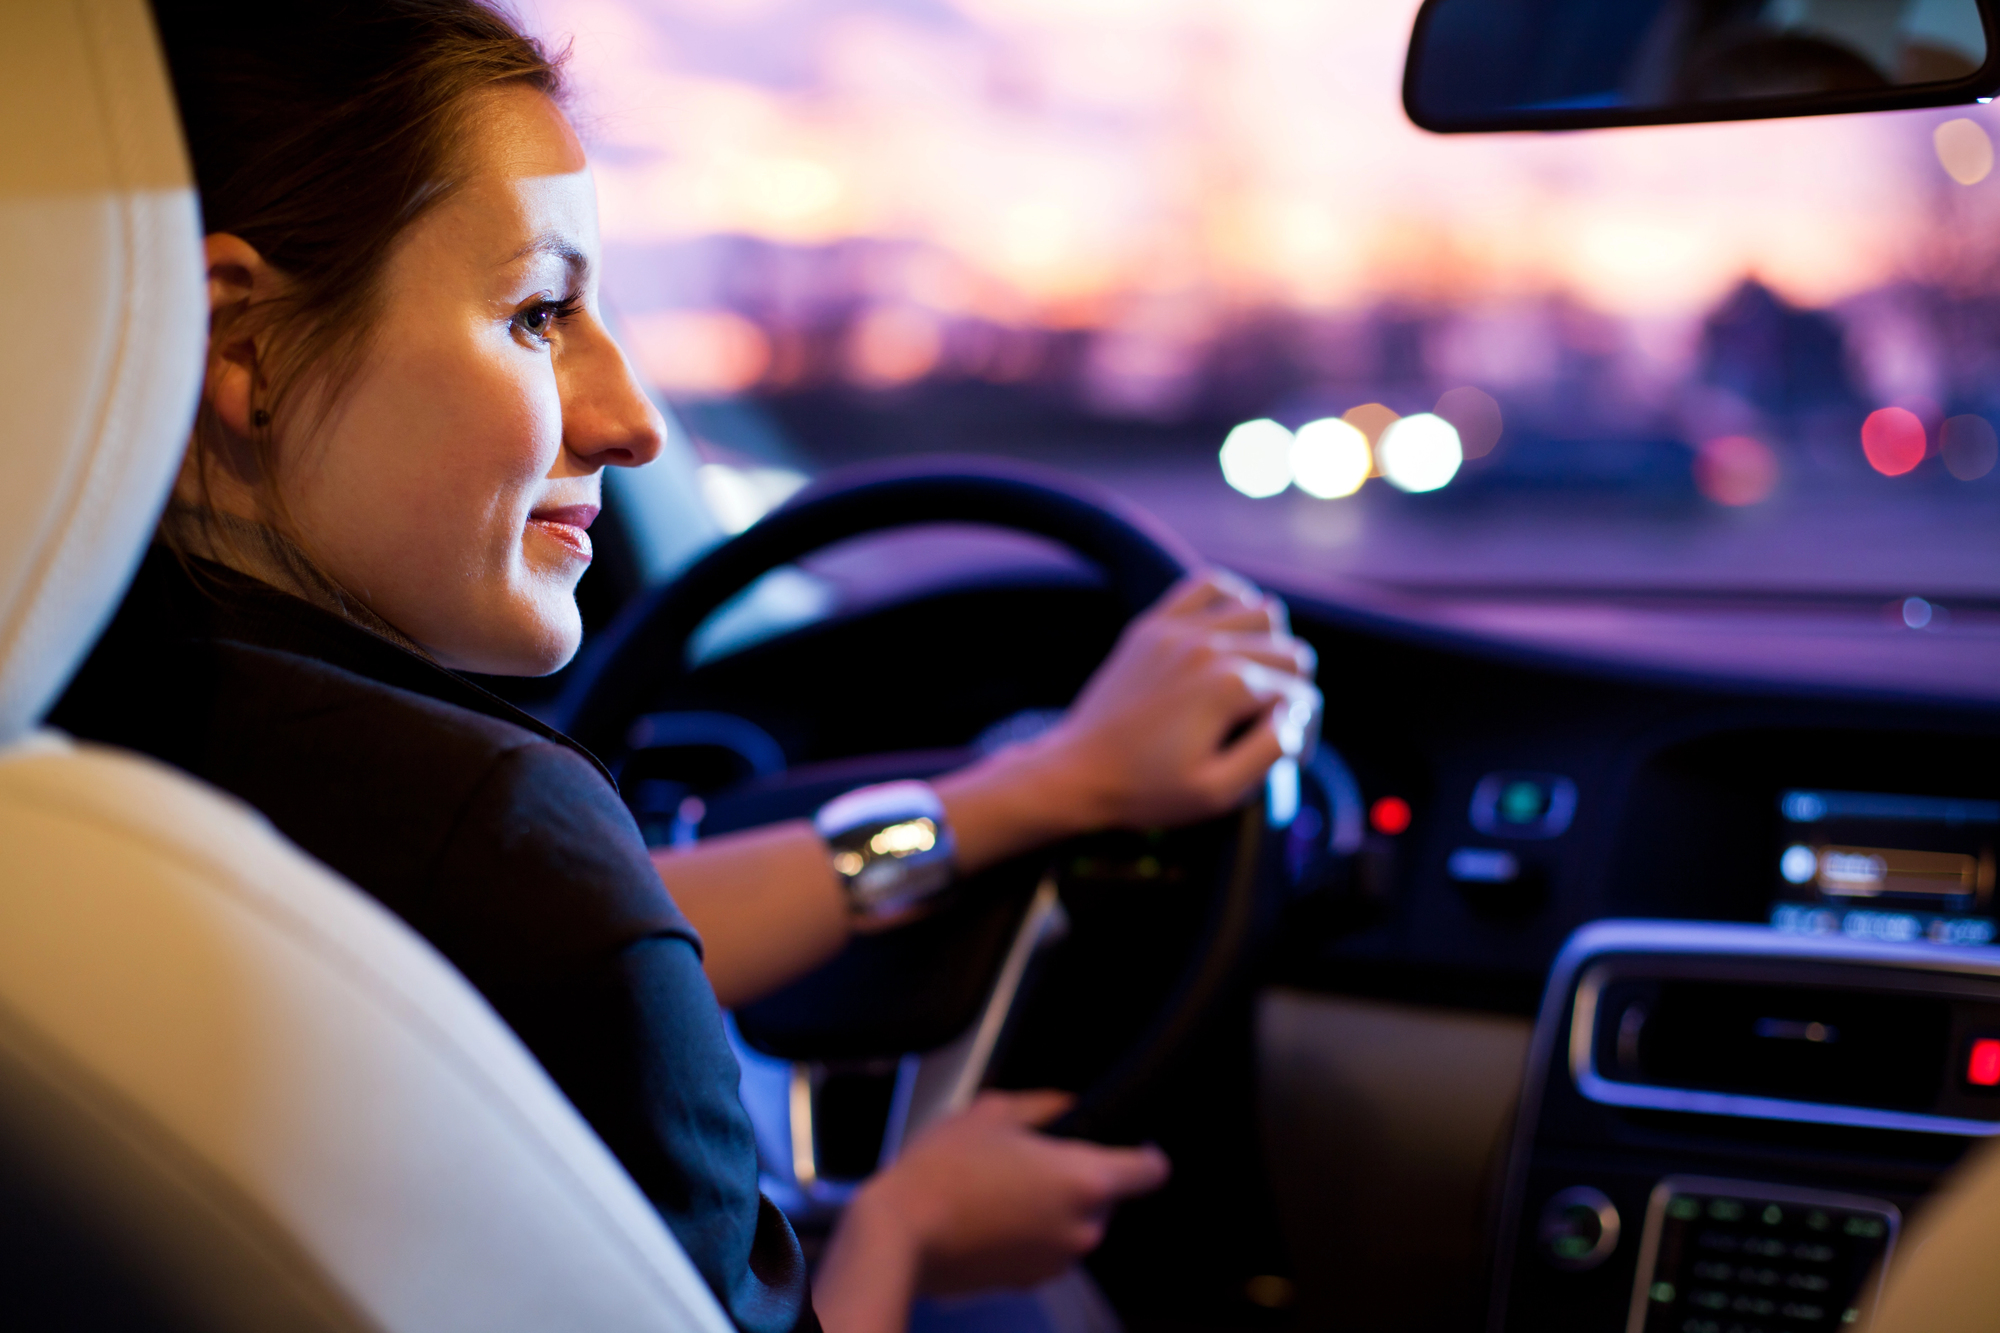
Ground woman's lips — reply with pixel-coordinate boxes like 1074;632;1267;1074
527;503;598;562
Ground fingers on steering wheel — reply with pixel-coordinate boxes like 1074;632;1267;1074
1209;631;1317;679
1201;705;1289;805
1158;569;1261;618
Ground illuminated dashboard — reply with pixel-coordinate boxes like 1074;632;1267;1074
1769;788;1998;947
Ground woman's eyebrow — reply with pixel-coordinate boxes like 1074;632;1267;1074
503;230;589;278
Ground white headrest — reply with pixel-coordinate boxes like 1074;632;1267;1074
0;0;205;744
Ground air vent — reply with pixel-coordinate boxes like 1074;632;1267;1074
1570;959;2000;1135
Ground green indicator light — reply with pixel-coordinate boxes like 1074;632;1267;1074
1844;1217;1886;1238
1808;1210;1831;1231
1669;1198;1701;1221
1552;1236;1591;1259
1709;1199;1744;1221
1650;1282;1676;1303
1499;781;1546;823
1762;1205;1783;1225
1842;1309;1860;1324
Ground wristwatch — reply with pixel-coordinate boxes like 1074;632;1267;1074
814;780;958;921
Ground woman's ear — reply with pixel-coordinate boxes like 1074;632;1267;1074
203;233;275;439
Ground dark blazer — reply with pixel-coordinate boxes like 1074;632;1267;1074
53;547;813;1333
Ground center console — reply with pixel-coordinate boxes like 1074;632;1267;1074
1491;920;2000;1332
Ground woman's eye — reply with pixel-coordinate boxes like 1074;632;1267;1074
513;296;580;344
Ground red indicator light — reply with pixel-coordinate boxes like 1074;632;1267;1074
1369;796;1412;836
1969;1038;2000;1088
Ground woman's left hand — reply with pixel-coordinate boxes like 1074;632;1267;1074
934;570;1320;872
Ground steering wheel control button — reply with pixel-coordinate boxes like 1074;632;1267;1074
1538;1186;1620;1271
1470;772;1577;839
1449;845;1543;917
1628;1179;1898;1333
1448;847;1520;884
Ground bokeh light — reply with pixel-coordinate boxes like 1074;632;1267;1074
1941;413;1999;480
1369;795;1412;836
1861;407;1928;476
1377;413;1464;493
1290;417;1373;499
1694;435;1779;506
1219;418;1294;498
1341;403;1402;450
513;0;2000;606
1434;386;1504;460
845;306;945;388
623;309;771;398
1935;117;1995;185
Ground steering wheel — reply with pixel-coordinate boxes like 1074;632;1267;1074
559;459;1318;1192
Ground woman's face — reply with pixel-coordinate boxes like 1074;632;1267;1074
242;87;663;675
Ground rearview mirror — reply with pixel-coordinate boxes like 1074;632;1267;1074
1405;0;2000;132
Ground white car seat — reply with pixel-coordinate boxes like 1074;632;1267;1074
0;5;735;1331
1870;1134;2000;1331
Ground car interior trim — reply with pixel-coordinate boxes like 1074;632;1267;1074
1569;958;2000;1137
1622;1175;1900;1333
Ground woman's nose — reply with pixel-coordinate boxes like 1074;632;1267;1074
562;324;665;470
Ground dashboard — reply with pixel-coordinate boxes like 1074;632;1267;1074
1278;584;2000;1007
1267;583;2000;1333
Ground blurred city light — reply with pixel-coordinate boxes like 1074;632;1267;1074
1377;413;1463;493
1861;407;1928;476
1434;386;1503;459
623;309;771;398
1935;118;1994;185
845;306;945;388
1341;403;1402;451
1941;414;1999;480
1219;419;1294;498
517;0;2000;601
1693;435;1779;506
1290;417;1372;499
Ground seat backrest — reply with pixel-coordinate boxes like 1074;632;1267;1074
0;5;734;1330
1870;1134;2000;1332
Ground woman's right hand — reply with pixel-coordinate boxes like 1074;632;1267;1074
848;1090;1170;1294
878;1089;1170;1293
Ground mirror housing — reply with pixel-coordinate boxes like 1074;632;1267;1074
1405;0;2000;133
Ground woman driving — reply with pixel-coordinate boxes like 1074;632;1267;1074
54;5;1319;1333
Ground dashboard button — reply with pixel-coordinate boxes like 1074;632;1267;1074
1448;847;1520;883
1538;1186;1621;1271
1471;772;1578;839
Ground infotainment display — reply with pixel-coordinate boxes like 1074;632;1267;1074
1769;789;1999;946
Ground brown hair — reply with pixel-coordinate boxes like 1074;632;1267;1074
155;0;566;533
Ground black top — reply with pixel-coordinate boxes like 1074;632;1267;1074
53;548;814;1333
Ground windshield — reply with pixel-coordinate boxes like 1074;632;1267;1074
519;0;2000;603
